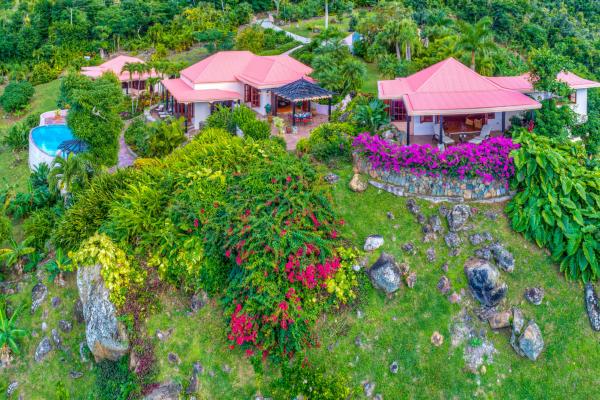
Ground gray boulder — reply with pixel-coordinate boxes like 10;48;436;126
6;381;18;397
489;242;515;272
77;264;129;362
444;232;462;248
585;283;600;331
143;381;183;400
34;337;52;362
429;215;443;233
426;247;436;263
474;246;492;261
447;204;471;232
464;258;507;307
59;320;73;333
349;174;368;192
524;287;544;305
324;173;340;184
31;283;48;313
406;199;420;215
437;276;451;294
368;253;402;294
364;235;384;251
511;320;544;361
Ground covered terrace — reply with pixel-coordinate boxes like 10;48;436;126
271;78;334;127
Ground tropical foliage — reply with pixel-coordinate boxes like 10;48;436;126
296;122;356;162
206;105;271;140
125;117;186;158
0;305;28;358
506;132;600;281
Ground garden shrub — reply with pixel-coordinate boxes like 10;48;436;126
6;163;60;219
1;114;38;151
0;81;34;113
53;168;138;251
271;359;354;399
125;117;186;158
59;128;357;360
23;207;59;250
297;122;355;162
93;358;139;400
206;105;271;140
30;62;59;85
506;131;600;280
63;73;124;166
353;133;519;184
70;233;145;306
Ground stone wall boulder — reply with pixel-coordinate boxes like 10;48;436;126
447;205;471;232
77;264;129;362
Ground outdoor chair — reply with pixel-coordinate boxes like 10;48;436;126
468;125;492;144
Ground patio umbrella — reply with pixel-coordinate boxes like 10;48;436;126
58;139;89;155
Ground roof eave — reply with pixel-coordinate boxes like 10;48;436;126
406;103;542;116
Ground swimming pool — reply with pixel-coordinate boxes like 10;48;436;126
29;124;75;169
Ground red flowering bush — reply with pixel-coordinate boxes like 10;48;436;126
203;155;353;359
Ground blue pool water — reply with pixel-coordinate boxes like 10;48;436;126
31;125;75;156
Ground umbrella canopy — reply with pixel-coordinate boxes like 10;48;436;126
58;139;89;154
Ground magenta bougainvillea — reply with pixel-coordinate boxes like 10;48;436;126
352;133;520;184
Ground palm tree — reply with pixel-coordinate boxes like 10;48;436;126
339;58;367;96
455;16;496;70
147;76;161;105
48;153;90;198
0;239;35;274
0;305;28;363
121;62;135;95
376;18;419;61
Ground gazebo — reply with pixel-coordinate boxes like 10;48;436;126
272;78;334;126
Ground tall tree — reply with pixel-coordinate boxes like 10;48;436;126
455;16;496;70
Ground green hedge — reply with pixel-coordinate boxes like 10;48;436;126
506;131;600;280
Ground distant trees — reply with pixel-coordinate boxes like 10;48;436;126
310;43;366;97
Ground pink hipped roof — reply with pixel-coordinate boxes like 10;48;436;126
378;57;541;116
162;79;241;103
180;51;312;88
81;55;159;82
489;71;600;92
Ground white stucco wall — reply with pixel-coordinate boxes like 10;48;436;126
413;116;436;135
572;89;588;123
193;81;244;95
193;102;211;128
253;89;272;115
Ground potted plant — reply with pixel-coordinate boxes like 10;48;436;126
265;104;272;122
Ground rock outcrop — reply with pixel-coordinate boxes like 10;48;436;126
368;253;402;294
77;264;129;362
464;258;507;307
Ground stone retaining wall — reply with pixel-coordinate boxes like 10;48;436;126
354;156;513;203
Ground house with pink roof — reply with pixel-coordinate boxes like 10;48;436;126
81;55;159;94
378;57;599;145
488;71;600;123
160;51;314;129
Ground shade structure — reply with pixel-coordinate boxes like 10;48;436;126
58;139;89;155
272;78;333;102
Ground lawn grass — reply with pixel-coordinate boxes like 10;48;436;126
142;164;599;399
282;15;351;38
362;61;381;95
0;79;61;192
4;161;598;399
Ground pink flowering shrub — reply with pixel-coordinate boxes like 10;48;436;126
203;155;354;360
352;133;519;184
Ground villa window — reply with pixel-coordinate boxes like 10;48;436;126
421;115;433;123
245;85;260;107
569;91;577;104
251;87;260;107
391;100;406;121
